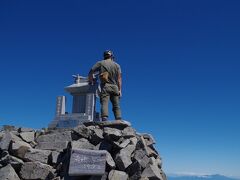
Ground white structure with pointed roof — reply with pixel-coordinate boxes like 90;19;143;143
48;74;99;128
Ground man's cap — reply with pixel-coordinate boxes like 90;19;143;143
103;50;114;58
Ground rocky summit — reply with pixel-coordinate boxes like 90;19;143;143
0;121;166;180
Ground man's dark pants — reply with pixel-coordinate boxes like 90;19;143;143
100;83;121;120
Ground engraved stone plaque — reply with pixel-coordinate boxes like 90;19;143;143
69;149;107;176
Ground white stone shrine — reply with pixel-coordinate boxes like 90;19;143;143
48;74;100;128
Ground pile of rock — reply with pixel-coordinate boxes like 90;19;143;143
0;121;166;180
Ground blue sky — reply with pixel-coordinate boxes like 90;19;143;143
0;0;240;177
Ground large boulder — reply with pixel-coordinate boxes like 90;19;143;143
18;127;34;133
51;151;61;165
115;144;136;170
10;140;32;159
0;164;20;180
108;170;128;180
20;162;54;180
103;127;122;141
71;138;95;150
0;151;24;172
122;127;136;137
73;125;92;139
114;138;131;149
0;131;22;151
24;148;51;164
36;141;69;151
127;162;142;180
142;133;156;146
89;127;104;145
35;131;71;151
133;149;150;169
105;151;116;169
141;164;164;180
36;131;72;143
19;131;35;143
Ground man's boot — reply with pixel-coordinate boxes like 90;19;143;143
102;117;108;121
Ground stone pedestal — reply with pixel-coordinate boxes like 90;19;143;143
48;75;99;128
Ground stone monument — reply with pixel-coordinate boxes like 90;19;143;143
48;74;99;128
68;149;107;176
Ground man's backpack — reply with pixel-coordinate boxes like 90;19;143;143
99;71;109;83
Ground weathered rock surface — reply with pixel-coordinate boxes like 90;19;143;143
90;127;104;145
72;138;95;150
36;131;72;143
104;127;122;141
126;161;142;180
108;170;128;180
0;131;22;151
24;148;51;164
10;140;32;159
73;125;92;139
105;151;116;169
18;127;34;133
141;164;164;180
114;138;131;149
0;164;20;180
142;133;156;146
115;144;136;170
19;131;35;143
84;120;131;129
0;151;24;172
51;151;61;165
122;127;136;137
36;141;69;151
20;162;54;180
0;121;166;180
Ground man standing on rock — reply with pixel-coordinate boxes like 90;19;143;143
88;50;122;121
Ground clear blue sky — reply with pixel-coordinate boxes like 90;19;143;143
0;0;240;177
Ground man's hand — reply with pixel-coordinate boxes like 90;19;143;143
88;70;94;85
88;76;93;85
119;90;122;98
117;73;122;98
